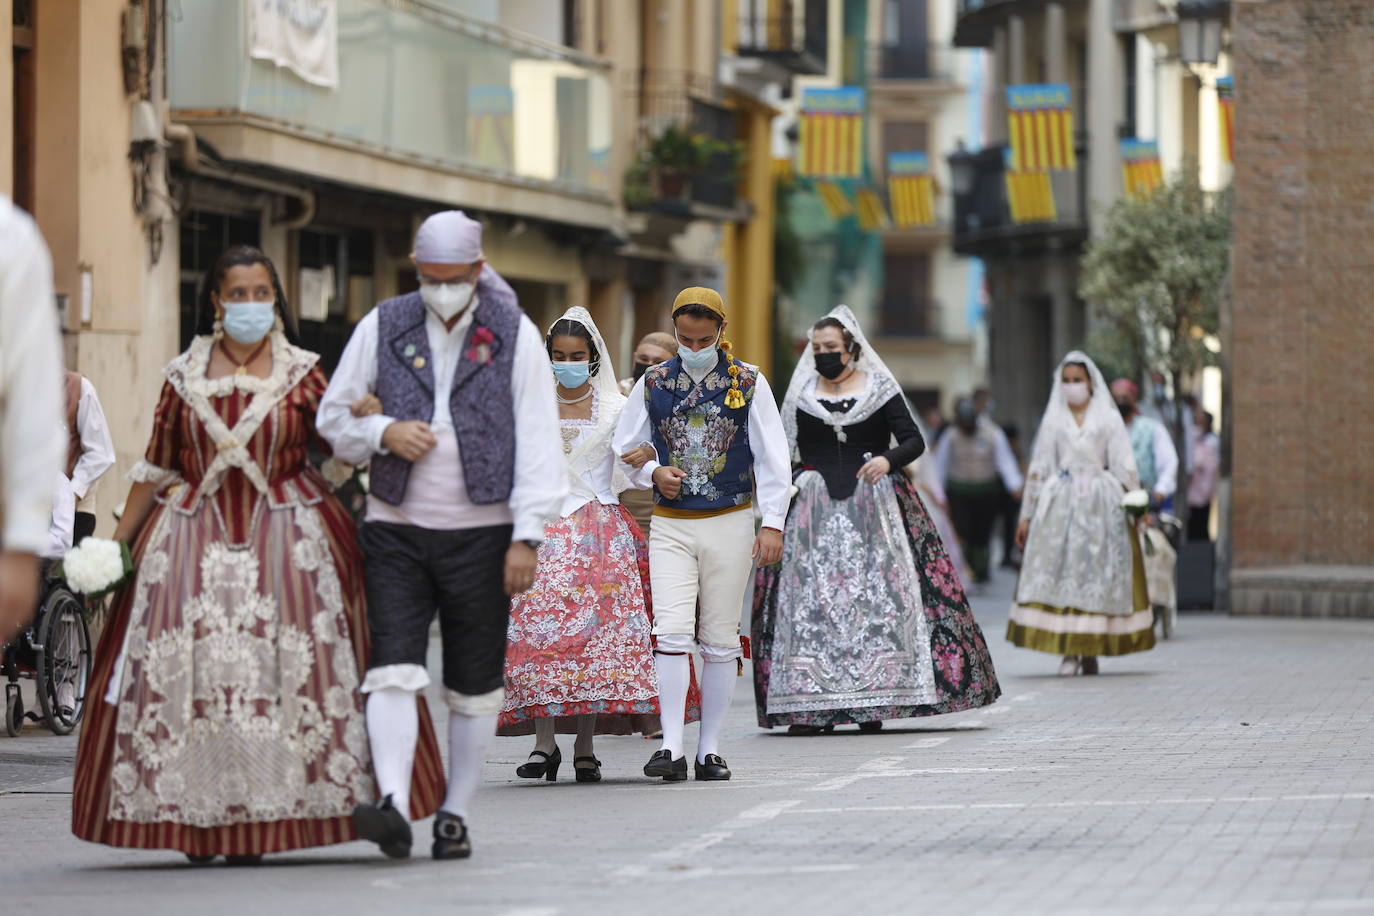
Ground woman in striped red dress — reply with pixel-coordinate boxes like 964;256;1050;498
72;246;444;863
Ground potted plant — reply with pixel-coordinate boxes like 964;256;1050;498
645;123;711;199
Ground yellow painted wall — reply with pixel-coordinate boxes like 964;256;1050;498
1;0;12;198
724;100;778;380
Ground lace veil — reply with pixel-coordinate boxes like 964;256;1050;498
780;305;905;462
546;306;630;492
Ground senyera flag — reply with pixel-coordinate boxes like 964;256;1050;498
887;152;936;228
799;87;865;178
1006;83;1076;173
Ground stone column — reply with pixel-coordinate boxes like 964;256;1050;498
991;24;1009;143
1045;2;1068;84
1008;13;1026;85
1086;0;1124;233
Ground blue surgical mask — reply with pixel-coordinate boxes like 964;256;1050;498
678;335;719;372
551;360;591;389
222;300;276;345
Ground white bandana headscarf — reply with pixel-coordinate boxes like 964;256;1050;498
546;306;630;494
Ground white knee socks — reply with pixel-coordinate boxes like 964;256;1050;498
366;687;418;817
697;660;737;763
442;712;497;819
654;652;691;759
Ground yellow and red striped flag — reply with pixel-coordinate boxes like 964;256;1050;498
855;188;888;231
1005;171;1056;224
886;151;937;228
799;87;865;178
814;181;853;219
1120;139;1164;198
1007;84;1076;173
1216;76;1235;164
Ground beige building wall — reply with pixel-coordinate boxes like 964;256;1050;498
26;0;178;536
1;2;12;198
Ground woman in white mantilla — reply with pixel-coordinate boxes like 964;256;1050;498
1009;351;1155;675
499;308;692;782
751;307;1001;733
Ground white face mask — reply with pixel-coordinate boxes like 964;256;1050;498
1062;381;1091;407
421;281;476;322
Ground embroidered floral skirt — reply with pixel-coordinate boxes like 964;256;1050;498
751;472;1001;728
72;493;446;856
499;501;698;736
1007;473;1155;657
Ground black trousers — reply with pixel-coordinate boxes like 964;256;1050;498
948;481;1003;583
360;521;513;696
1187;505;1212;542
73;511;97;546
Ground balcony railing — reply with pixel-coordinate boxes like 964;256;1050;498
734;0;828;75
950;142;1089;257
168;0;613;196
869;43;958;82
878;298;942;339
630;71;739;214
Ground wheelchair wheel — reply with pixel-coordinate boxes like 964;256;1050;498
4;683;21;736
34;586;91;736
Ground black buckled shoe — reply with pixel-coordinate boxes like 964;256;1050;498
431;810;472;861
573;755;602;783
352;794;412;859
643;749;688;782
694;754;732;781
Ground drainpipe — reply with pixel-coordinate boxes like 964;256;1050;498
164;120;316;229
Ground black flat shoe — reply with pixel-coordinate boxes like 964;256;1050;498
431;810;472;860
694;754;732;781
225;855;263;867
643;749;688;782
352;794;412;859
858;721;883;733
573;755;602;783
516;747;562;782
185;854;217;866
786;724;834;736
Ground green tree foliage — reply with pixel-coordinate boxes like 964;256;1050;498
1080;171;1230;386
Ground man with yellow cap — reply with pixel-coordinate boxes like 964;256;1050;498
613;287;791;782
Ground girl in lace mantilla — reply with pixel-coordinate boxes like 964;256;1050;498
1008;351;1155;676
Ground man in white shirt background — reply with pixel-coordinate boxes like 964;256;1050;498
936;397;1025;585
0;197;64;639
318;210;564;863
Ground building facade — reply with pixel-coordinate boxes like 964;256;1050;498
1227;0;1374;617
949;0;1232;440
5;0;806;537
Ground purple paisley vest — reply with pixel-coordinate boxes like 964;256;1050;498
369;269;521;507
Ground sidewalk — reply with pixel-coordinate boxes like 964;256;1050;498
3;567;1372;915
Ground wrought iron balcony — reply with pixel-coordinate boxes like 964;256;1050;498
954;0;1035;48
734;0;828;75
628;72;741;217
948;142;1089;258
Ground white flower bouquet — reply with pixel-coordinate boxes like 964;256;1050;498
57;537;133;599
1121;488;1151;521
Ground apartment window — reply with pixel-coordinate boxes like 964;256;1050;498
880;253;935;337
882;120;929;177
562;0;579;50
879;0;929;78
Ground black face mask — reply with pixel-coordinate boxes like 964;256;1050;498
633;361;650;381
815;351;847;380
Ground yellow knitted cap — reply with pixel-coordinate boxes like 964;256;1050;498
672;287;726;320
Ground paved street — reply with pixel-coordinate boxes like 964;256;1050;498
4;568;1373;915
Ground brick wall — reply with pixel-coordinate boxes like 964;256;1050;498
1230;0;1374;573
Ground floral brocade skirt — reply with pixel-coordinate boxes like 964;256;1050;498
499;501;699;736
71;492;446;856
751;472;1001;727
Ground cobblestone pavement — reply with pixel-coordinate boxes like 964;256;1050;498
4;568;1372;915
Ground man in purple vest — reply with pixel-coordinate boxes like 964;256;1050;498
318;211;565;861
614;288;791;783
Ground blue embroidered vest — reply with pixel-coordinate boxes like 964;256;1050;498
643;353;758;514
369;269;522;507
